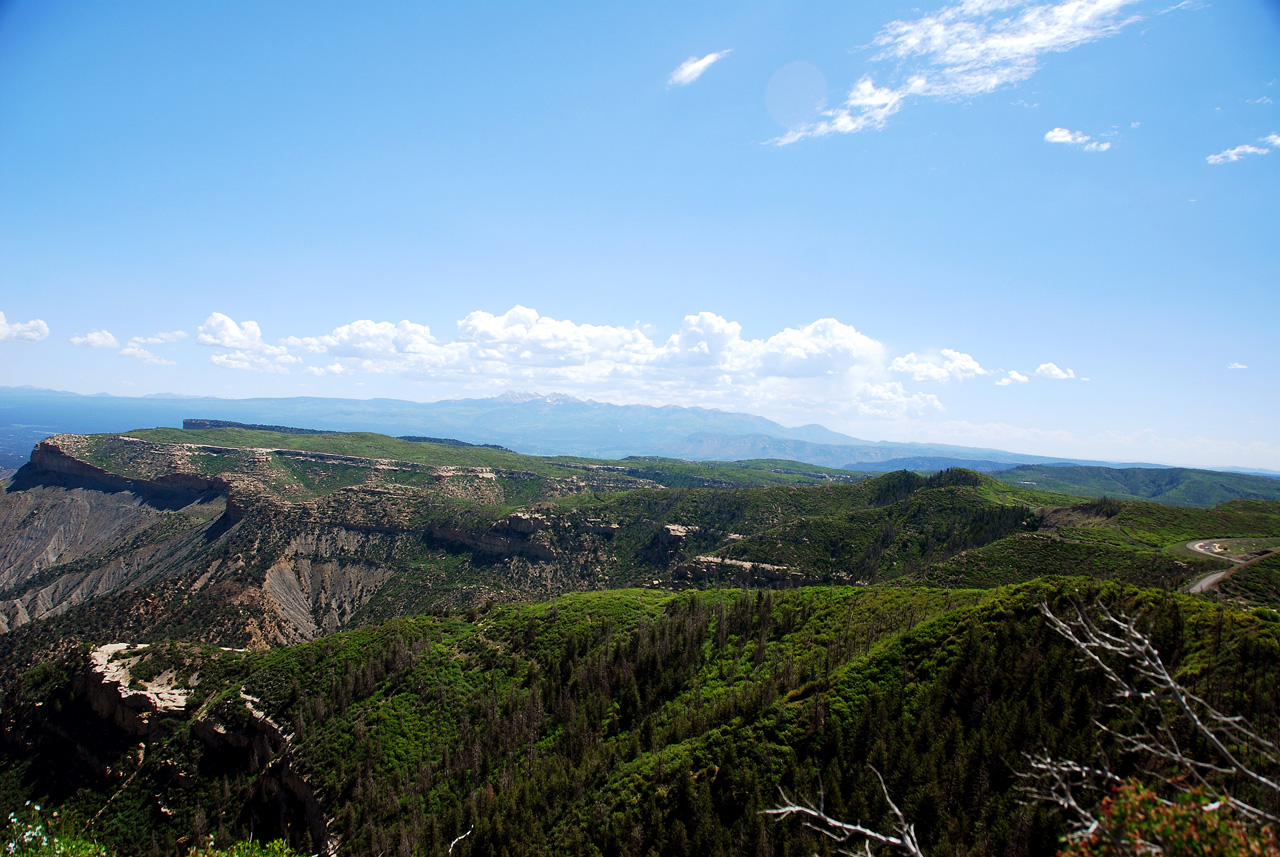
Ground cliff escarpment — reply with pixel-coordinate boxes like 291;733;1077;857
0;433;687;652
4;426;1245;670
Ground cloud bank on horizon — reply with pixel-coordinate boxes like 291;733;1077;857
199;305;1086;421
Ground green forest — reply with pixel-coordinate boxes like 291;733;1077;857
3;583;1279;856
2;429;1279;856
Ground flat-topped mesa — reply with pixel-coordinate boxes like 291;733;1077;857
26;436;234;508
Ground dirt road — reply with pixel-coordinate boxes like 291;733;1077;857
1185;540;1246;593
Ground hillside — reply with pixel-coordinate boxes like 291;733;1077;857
0;428;1043;651
1;583;1277;857
994;463;1280;507
1;426;1276;679
2;427;1280;855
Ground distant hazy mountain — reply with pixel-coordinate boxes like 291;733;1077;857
0;386;1265;478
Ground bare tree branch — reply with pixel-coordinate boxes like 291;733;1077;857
446;827;472;856
1029;599;1280;842
764;765;923;857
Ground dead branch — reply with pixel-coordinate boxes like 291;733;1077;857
446;827;472;856
763;765;923;857
1029;600;1280;840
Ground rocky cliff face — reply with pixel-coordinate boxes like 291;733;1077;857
1;641;333;856
0;435;666;650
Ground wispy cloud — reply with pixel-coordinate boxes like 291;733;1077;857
776;0;1147;144
1228;362;1248;370
1207;133;1279;164
668;50;731;86
70;330;119;348
197;312;299;373
132;330;187;344
1207;144;1269;164
1044;127;1111;151
0;311;49;342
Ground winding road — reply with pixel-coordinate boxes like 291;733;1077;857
1185;540;1246;594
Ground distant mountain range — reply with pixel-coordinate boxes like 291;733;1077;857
2;386;1276;479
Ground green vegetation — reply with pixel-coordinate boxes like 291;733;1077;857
9;428;1280;855
920;533;1217;590
120;428;867;491
2;802;303;857
1213;551;1280;609
3;583;1278;857
994;464;1280;508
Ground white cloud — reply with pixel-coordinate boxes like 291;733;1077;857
209;350;299;374
0;311;49;342
1045;127;1111;151
1045;127;1088;145
668;50;731;86
1206;142;1271;164
1035;362;1076;379
1228;362;1248;370
198;312;298;373
133;330;188;344
70;330;119;348
995;370;1030;386
283;319;435;356
277;306;955;419
890;348;988;382
1265;133;1280;147
198;313;285;353
119;342;175;366
777;0;1146;144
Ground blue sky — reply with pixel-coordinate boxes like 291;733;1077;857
1;0;1277;469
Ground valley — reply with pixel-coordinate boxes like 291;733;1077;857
1;426;1278;856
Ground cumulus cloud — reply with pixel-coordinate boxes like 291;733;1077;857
70;330;119;348
283;319;435;356
995;370;1030;386
668;50;731;86
281;306;951;419
198;312;299;373
890;349;988;382
1228;362;1248;370
777;0;1146;144
1035;362;1076;379
1265;133;1280;147
0;311;50;342
1044;127;1111;151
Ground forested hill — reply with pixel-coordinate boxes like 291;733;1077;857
3;426;1280;856
993;463;1280;507
2;583;1277;857
3;427;1280;671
